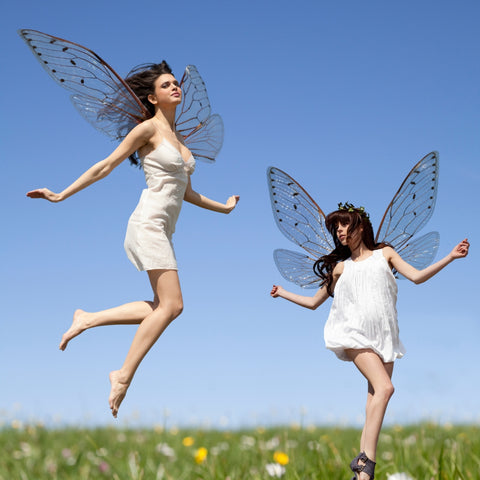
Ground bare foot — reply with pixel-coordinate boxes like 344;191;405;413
59;309;90;351
109;370;130;418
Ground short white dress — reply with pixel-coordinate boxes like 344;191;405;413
124;139;195;271
324;248;406;363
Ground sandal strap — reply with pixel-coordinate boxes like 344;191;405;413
350;453;363;472
358;452;376;479
351;452;376;479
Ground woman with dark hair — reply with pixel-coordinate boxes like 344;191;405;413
270;205;469;479
27;60;239;418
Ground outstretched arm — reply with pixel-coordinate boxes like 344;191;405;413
270;262;342;310
26;122;153;202
270;284;330;310
183;177;239;213
385;239;470;284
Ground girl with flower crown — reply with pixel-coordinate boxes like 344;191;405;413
270;203;469;480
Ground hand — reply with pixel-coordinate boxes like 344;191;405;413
225;195;240;213
450;238;470;259
26;188;62;203
270;284;285;298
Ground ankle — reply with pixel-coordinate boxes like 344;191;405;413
113;369;131;386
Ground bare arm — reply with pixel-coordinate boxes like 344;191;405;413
26;122;154;202
183;177;239;214
384;239;470;284
270;262;343;310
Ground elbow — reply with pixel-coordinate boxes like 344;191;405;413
99;165;113;178
411;275;425;285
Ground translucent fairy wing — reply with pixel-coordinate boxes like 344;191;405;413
394;231;440;279
180;114;224;163
71;95;137;140
274;249;321;289
175;65;224;162
376;151;439;250
18;29;148;139
267;166;334;257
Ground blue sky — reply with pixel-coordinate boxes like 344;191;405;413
1;0;478;428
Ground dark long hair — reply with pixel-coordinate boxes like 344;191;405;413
313;208;390;297
124;61;173;165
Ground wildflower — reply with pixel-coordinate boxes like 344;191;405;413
264;436;280;450
381;451;393;461
96;448;108;457
240;435;256;449
211;441;230;456
19;442;32;457
194;447;208;464
11;420;23;429
45;460;58;474
62;448;73;459
273;451;289;466
61;448;76;465
266;463;286;477
387;474;414;480
182;436;195;447
98;461;110;474
156;443;176;458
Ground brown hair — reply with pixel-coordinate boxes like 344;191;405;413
313;208;390;296
124;61;174;165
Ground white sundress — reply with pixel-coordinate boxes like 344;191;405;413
124;139;196;271
324;248;406;363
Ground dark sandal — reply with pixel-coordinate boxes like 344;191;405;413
350;451;376;480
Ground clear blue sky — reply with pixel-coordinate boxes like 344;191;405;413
2;0;478;428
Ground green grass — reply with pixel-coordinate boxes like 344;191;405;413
1;423;479;479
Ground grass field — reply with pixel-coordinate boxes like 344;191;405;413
2;422;479;479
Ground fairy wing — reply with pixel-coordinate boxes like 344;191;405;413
393;231;440;279
267;166;334;287
176;65;224;163
273;249;322;289
376;151;440;270
18;29;148;140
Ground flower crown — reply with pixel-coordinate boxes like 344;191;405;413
337;202;370;220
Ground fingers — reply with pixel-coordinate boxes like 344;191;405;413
270;285;281;297
26;189;45;198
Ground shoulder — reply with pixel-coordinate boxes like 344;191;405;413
380;246;396;260
127;119;156;142
333;261;345;276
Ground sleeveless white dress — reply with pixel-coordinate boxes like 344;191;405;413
324;248;406;363
124;139;195;271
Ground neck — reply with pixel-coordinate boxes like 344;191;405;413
349;241;371;261
154;107;176;131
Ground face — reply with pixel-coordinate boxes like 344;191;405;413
336;221;363;248
148;73;182;108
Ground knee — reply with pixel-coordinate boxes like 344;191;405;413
168;301;183;320
378;382;395;402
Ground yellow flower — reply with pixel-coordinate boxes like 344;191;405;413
194;447;208;464
182;436;195;447
273;451;289;466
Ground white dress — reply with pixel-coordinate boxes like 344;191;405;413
124;139;195;271
324;248;406;363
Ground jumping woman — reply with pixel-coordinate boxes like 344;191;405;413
20;30;239;418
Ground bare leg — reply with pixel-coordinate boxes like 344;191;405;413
346;348;394;479
109;269;183;418
59;301;156;351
